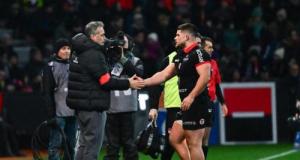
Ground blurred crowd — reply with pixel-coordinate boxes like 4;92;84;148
0;0;300;93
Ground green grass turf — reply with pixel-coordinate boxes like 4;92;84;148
98;144;300;160
206;144;300;160
7;144;298;160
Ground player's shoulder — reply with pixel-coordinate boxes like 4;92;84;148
191;48;210;61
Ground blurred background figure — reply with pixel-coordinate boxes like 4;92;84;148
42;39;77;160
293;62;300;149
25;47;44;91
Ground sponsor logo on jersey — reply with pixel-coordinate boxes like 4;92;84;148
183;57;189;62
199;119;205;125
179;88;187;93
183;121;197;126
196;50;204;62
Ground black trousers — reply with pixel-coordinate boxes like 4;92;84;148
104;112;138;160
161;108;181;160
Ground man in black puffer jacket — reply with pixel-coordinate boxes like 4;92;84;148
66;21;144;160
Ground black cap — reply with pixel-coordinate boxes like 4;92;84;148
53;38;71;54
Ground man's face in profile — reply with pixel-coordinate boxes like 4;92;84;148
91;27;106;46
203;41;214;55
174;30;187;48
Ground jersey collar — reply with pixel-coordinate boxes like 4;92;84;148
183;42;198;54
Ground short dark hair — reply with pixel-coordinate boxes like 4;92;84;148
177;23;198;37
84;21;104;37
201;36;214;47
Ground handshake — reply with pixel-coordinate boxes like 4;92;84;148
128;74;146;89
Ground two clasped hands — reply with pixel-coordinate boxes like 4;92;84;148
128;74;145;89
128;75;194;113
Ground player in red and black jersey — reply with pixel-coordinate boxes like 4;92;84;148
144;23;211;160
172;37;212;131
201;36;228;159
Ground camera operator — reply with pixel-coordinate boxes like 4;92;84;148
104;33;143;160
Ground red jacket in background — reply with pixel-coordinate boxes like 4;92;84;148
208;59;221;101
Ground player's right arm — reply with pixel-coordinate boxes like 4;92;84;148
144;63;176;87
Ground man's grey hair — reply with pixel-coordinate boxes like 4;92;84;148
84;21;104;37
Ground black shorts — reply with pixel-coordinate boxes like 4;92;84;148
182;100;213;130
211;101;217;125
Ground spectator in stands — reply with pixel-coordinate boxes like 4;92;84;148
243;48;261;81
142;32;164;77
25;47;45;91
0;70;6;91
6;53;25;92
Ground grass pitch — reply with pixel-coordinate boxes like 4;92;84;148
98;144;300;160
1;144;299;160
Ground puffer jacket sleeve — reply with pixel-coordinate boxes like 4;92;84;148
41;64;56;118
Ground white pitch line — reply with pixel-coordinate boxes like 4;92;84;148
258;149;298;160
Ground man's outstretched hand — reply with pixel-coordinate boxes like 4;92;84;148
129;74;145;89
